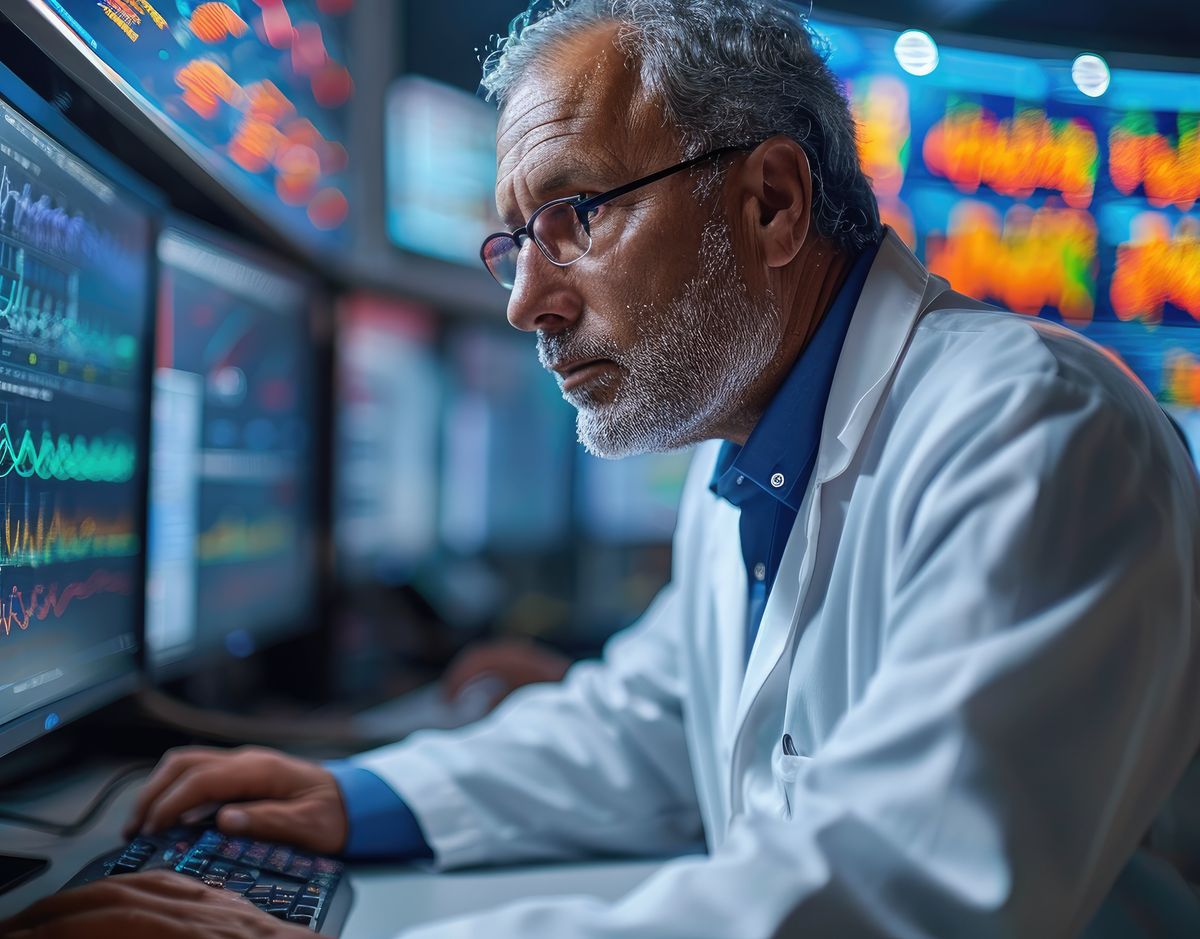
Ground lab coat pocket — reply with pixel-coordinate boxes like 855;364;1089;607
773;747;811;820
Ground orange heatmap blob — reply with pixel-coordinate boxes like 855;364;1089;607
1110;212;1200;323
851;75;910;199
188;2;249;43
923;104;1099;208
229;118;284;172
1109;114;1200;211
175;60;242;119
1164;351;1200;406
307;187;349;230
925;200;1098;322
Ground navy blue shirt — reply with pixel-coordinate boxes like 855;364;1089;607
709;242;877;661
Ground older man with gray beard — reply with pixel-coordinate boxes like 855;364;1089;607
8;2;1200;938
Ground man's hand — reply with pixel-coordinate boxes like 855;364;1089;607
441;638;573;713
124;746;348;854
0;870;310;938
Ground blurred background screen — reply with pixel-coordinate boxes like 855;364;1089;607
31;0;355;248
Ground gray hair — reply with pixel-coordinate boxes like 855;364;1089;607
480;0;882;252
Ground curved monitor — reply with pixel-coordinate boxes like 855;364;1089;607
0;61;157;760
16;0;355;253
145;217;319;676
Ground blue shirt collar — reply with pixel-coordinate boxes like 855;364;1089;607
709;242;878;510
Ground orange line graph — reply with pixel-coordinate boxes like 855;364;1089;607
3;503;137;567
1110;212;1200;323
922;104;1099;207
0;569;132;638
925;200;1098;321
1110;113;1200;211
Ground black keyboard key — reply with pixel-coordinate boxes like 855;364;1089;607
285;856;314;879
264;848;293;872
286;911;314;926
224;871;257;893
243;843;271;865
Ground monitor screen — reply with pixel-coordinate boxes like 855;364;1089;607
145;222;316;673
28;0;354;248
576;449;693;544
0;67;152;757
386;75;504;267
334;293;441;583
439;325;574;553
813;16;1200;446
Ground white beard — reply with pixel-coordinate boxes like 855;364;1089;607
538;217;781;458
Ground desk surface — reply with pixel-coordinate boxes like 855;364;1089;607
0;762;667;937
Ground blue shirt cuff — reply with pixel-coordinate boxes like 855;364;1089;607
325;761;434;860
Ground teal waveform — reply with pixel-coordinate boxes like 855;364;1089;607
0;423;135;482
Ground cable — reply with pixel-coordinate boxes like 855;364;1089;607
0;761;155;836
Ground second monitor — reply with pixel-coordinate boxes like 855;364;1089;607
145;221;319;676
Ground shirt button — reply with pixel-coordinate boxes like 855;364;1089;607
753;562;767;582
736;475;745;486
770;472;785;489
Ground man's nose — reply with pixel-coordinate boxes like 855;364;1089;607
505;243;583;334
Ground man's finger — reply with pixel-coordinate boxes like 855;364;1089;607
0;906;184;939
217;797;341;853
124;748;223;838
139;759;275;835
0;872;206;933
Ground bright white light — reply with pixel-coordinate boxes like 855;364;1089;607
894;29;939;76
1072;53;1111;97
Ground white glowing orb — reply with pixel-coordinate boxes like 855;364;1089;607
894;29;939;76
1072;53;1111;97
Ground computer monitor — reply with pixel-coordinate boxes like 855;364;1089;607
144;218;318;676
386;75;504;267
334;293;441;583
0;61;156;761
812;15;1200;457
20;0;355;250
575;449;693;544
439;324;575;554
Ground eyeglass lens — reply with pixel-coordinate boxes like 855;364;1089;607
482;201;594;289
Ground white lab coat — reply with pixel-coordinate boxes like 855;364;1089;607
356;230;1200;938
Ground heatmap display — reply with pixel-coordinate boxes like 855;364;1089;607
813;17;1200;446
36;0;354;245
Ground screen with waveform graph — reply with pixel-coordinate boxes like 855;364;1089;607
145;221;317;675
0;62;153;757
27;0;354;249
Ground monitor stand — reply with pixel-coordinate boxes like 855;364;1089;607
0;855;49;896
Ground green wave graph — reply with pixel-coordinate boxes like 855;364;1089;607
0;423;135;482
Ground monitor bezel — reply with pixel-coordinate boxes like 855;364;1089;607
146;211;326;683
0;59;163;762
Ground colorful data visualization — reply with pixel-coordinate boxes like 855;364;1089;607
38;0;354;245
814;18;1200;415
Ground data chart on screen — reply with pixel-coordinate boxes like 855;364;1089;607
35;0;355;246
146;226;315;670
0;93;149;729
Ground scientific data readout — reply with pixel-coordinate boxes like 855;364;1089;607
0;94;150;731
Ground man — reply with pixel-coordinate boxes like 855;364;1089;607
5;1;1199;936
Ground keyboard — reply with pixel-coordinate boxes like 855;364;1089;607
61;827;353;935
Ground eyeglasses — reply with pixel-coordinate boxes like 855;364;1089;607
480;145;752;290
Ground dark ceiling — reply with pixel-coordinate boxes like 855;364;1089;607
406;0;1200;94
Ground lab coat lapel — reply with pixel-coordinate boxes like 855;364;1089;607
729;230;937;763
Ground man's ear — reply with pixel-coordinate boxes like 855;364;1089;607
738;136;812;269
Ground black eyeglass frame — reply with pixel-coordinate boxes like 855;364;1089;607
480;144;755;288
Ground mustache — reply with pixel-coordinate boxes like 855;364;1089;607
536;329;624;373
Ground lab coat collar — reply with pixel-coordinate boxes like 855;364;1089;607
729;228;946;779
708;241;879;513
